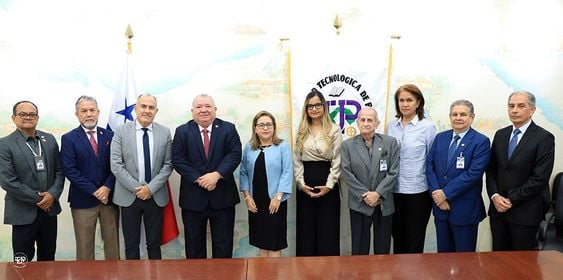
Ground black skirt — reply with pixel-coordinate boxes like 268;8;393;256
248;149;288;251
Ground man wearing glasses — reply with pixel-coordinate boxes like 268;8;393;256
0;101;64;262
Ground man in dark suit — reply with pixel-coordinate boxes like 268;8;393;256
60;95;119;260
426;100;491;252
0;100;64;262
341;107;399;255
172;94;242;259
486;91;555;251
110;94;173;259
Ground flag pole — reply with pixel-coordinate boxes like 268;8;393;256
125;24;134;54
280;37;293;147
383;34;401;134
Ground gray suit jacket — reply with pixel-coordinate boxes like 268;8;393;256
110;121;173;207
341;133;399;216
0;130;64;225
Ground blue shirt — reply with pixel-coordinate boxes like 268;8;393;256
386;117;436;194
510;119;532;145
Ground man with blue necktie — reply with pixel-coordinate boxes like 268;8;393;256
486;91;555;251
110;94;173;259
426;100;490;252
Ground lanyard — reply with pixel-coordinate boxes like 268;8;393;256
25;139;42;157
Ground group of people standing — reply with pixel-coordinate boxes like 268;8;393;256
0;84;554;262
241;84;554;258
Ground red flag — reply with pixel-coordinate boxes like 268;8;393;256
161;181;179;245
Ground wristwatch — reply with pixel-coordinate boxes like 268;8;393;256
276;194;283;201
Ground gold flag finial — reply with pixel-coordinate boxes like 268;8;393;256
333;15;342;35
125;24;134;53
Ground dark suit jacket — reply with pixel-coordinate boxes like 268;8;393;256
0;130;64;225
426;128;490;225
172;118;241;211
60;126;115;209
486;121;555;226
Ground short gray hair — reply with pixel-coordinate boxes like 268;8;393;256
75;95;98;111
359;106;379;120
137;94;157;106
450;100;474;117
192;94;216;108
508;91;536;108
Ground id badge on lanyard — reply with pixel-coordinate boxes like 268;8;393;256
456;152;465;169
26;140;45;171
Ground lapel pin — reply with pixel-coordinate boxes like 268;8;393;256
215;124;219;128
461;143;465;147
378;147;382;151
40;135;46;142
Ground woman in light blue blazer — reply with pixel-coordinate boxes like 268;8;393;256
240;111;293;257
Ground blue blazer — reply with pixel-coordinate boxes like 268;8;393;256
60;126;115;209
172;118;242;211
239;141;293;201
426;128;490;225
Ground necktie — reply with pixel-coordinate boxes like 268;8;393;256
142;128;151;183
202;128;210;160
508;128;521;159
87;130;98;157
447;134;460;163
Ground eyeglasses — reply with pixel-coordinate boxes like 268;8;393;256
15;112;38;119
255;123;274;129
306;103;323;110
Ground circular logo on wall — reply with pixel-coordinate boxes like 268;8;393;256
314;73;373;139
13;252;28;268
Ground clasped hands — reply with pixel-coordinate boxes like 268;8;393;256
93;186;111;204
432;189;450;211
492;194;512;213
197;171;222;191
301;185;331;198
36;191;55;212
362;191;381;207
135;185;152;200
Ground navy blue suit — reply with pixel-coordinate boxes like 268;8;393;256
172;118;241;258
60;126;115;208
426;128;490;252
60;126;120;260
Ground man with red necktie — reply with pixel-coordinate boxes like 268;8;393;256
60;95;120;260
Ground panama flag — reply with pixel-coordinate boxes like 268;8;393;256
107;52;137;132
108;51;179;245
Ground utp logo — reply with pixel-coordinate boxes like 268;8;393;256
13;252;28;268
315;73;374;139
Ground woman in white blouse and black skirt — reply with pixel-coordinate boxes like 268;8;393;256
294;89;343;256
